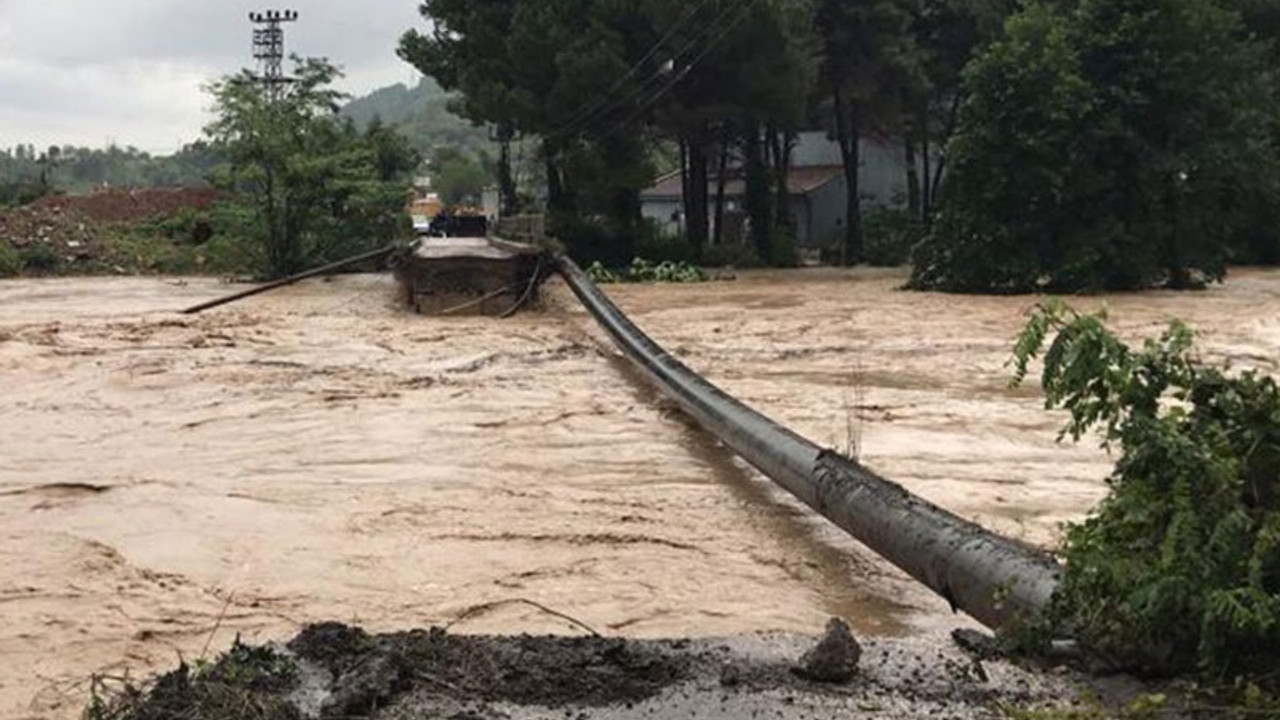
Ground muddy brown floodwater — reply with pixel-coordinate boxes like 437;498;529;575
2;268;1279;719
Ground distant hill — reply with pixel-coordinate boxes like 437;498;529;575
342;77;493;158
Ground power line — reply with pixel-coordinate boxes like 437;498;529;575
585;2;754;145
547;1;742;144
542;0;719;140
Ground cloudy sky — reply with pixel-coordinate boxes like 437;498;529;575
0;0;429;154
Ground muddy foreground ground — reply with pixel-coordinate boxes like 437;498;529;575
95;622;1098;720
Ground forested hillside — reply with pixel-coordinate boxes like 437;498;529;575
0;143;220;205
340;77;492;157
0;77;488;208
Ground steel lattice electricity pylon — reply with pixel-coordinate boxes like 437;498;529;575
249;9;298;101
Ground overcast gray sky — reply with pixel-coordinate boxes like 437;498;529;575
0;1;428;154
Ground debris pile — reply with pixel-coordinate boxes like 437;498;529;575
0;188;223;275
0;202;99;270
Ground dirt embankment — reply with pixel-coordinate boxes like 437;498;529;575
0;188;221;274
89;622;1090;720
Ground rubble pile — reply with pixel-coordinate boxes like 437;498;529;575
0;188;223;274
0;202;99;266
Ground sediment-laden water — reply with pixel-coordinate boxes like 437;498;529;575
2;268;1278;719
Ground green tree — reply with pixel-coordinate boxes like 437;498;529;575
912;0;1277;293
205;57;417;279
400;0;818;264
902;0;1015;223
428;147;489;205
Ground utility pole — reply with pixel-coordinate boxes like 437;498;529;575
248;9;298;101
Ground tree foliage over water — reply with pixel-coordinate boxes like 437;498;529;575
1013;302;1280;678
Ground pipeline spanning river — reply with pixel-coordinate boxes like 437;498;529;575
2;268;1280;718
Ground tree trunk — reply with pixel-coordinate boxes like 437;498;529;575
833;88;863;266
545;152;567;215
679;139;690;235
929;92;963;213
744;121;772;263
919;103;932;225
264;169;285;279
905;133;921;219
497;122;518;217
713;125;730;247
685;124;711;255
769;128;792;236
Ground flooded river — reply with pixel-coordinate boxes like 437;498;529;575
2;268;1279;719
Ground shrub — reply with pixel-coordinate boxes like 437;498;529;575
703;242;762;269
552;213;633;268
587;257;708;284
634;225;697;265
768;229;799;268
200;234;262;276
0;243;19;278
19;243;62;274
862;207;925;267
1013;301;1280;678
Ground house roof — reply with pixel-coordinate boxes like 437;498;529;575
640;165;845;201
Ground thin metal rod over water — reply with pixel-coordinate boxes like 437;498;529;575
181;243;403;315
555;255;1060;630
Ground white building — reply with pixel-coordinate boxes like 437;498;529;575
640;131;918;248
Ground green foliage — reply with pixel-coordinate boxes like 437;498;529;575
915;0;1276;293
703;242;763;269
205;58;417;280
429;147;489;206
587;258;708;284
19;243;62;274
400;0;818;249
1013;302;1280;677
0;142;219;195
551;213;636;268
83;639;298;720
768;228;800;269
0;243;19;278
341;77;494;157
586;261;621;284
196;640;297;691
862;206;925;266
635;225;699;266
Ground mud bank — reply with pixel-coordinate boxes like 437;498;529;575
93;623;1087;720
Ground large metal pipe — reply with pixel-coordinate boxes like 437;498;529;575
556;255;1060;630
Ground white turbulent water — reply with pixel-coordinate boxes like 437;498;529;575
2;268;1279;719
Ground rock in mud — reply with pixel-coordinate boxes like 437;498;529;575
288;622;374;676
719;661;744;687
792;617;861;683
952;628;1003;661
